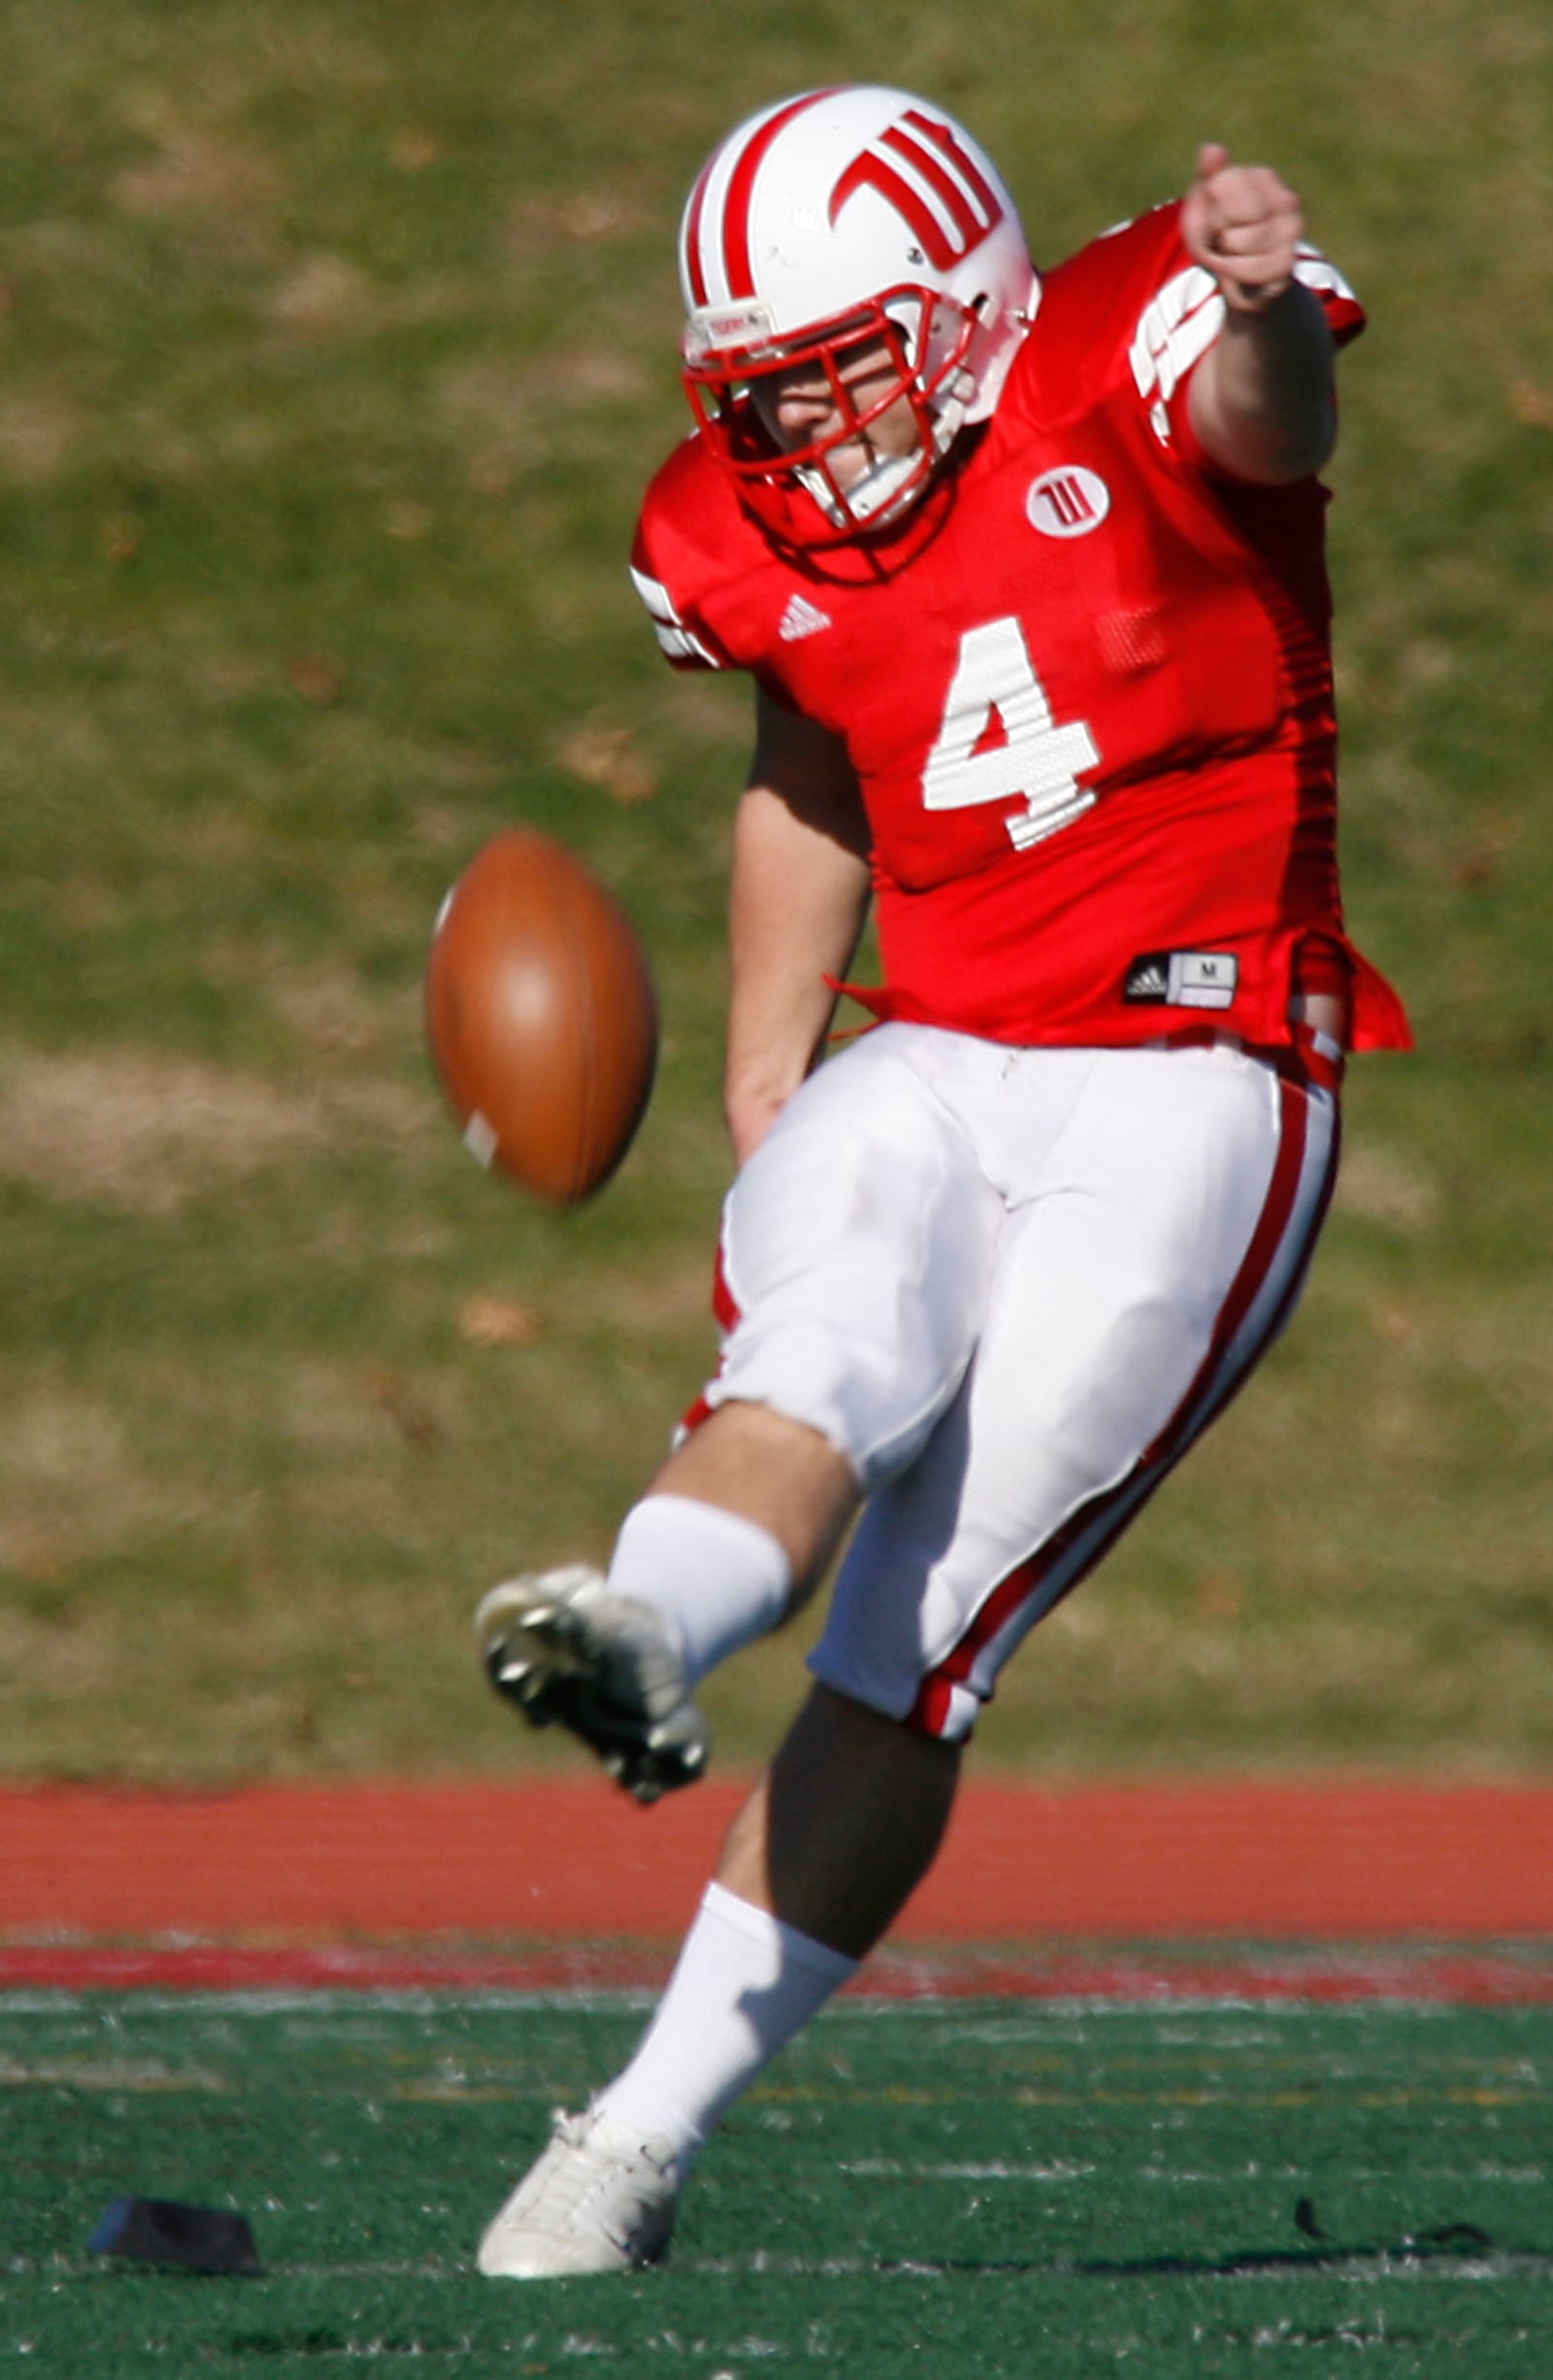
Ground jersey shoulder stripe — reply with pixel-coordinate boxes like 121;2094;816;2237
1008;208;1364;434
1128;263;1223;406
628;562;725;668
1290;242;1365;339
632;433;773;674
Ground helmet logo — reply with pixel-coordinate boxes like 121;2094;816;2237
829;108;1004;270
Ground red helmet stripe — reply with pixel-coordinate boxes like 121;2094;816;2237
880;122;998;252
830;109;1004;270
716;87;842;300
902;108;1004;228
682;152;717;308
829;149;965;271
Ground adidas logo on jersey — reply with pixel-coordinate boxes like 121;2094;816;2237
778;594;833;643
1124;957;1171;1002
1124;949;1239;1010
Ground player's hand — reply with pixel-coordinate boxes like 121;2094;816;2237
1181;142;1305;314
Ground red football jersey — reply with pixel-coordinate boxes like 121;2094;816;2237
632;205;1410;1055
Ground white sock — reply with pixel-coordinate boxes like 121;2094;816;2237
606;1496;791;1687
593;1882;857;2167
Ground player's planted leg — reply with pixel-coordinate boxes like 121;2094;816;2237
478;1686;961;2277
477;2107;680;2278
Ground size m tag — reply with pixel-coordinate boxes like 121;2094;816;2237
1124;949;1239;1011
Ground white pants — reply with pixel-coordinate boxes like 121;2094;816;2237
696;1023;1340;1743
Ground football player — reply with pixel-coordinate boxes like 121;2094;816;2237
474;85;1410;2275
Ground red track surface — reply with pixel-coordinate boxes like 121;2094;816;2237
3;1776;1552;1997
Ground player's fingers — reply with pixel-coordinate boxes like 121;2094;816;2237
1181;149;1304;311
1204;206;1303;260
1203;167;1301;232
1181;143;1226;257
1192;177;1303;290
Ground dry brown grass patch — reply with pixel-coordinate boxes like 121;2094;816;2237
0;1042;428;1217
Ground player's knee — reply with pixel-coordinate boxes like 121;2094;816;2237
713;1311;960;1485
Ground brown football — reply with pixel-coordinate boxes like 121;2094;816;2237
425;827;658;1207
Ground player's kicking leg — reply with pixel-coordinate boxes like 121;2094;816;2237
476;1563;710;1805
476;1032;991;1804
477;1405;861;1801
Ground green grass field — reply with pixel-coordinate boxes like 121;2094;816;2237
1;0;1550;1785
6;1988;1552;2374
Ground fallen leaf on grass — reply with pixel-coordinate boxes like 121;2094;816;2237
557;724;656;806
369;1371;443;1449
288;651;346;706
1507;379;1553;431
458;1296;544;1348
100;515;141;563
390;129;442;173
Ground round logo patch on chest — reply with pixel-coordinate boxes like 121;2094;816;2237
1026;467;1111;539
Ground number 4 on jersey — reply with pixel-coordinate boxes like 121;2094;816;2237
922;616;1101;850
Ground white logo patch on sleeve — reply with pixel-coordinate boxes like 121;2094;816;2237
1026;467;1111;539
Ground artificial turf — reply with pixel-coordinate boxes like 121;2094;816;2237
4;1988;1550;2373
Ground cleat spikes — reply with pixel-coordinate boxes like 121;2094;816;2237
475;1568;710;1802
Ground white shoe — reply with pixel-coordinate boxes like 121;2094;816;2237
475;1566;710;1804
478;2106;680;2278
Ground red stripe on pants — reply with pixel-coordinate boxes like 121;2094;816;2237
909;1069;1333;1737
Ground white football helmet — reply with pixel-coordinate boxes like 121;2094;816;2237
679;86;1039;540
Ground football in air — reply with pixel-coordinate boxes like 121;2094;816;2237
425;827;658;1207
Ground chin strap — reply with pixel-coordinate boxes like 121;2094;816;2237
796;447;923;530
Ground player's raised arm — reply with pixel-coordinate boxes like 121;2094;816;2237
1183;141;1338;485
725;688;873;1168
